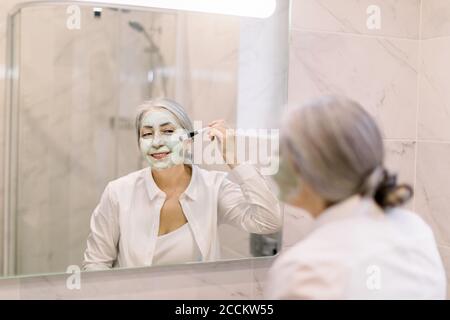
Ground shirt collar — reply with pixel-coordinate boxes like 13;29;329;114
143;164;198;201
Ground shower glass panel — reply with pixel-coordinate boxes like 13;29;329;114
3;1;289;277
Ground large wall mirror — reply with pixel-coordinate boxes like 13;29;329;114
2;0;289;277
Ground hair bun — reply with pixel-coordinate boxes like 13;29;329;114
374;169;413;209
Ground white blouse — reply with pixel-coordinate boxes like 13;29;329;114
82;163;282;271
153;223;202;266
265;196;447;299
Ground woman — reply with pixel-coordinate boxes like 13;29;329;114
83;98;282;270
266;95;446;299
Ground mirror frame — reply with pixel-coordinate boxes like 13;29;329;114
2;0;291;279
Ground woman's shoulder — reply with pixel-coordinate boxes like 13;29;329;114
108;167;148;189
386;206;436;239
192;165;229;185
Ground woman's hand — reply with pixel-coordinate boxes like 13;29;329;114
207;119;238;169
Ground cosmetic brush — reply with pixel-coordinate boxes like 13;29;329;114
178;127;211;142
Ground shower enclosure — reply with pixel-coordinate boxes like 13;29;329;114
2;1;289;277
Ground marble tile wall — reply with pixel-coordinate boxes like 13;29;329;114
1;0;449;300
417;0;450;298
285;0;421;251
285;0;449;299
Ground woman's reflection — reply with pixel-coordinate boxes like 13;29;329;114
82;98;282;270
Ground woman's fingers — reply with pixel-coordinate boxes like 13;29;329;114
207;120;228;142
208;119;226;127
208;127;224;142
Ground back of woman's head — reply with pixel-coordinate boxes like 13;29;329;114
282;95;413;210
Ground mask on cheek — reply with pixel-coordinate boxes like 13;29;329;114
139;112;188;170
139;129;185;170
273;149;302;203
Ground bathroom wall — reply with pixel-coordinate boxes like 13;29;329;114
418;0;450;299
1;0;449;299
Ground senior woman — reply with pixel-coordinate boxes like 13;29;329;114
82;98;282;270
266;95;446;299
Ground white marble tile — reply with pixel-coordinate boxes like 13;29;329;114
384;140;416;185
421;0;450;39
383;140;416;210
251;257;274;299
289;30;418;140
16;259;254;299
415;142;450;247
418;37;450;140
292;0;420;39
281;203;314;249
0;278;20;299
189;260;254;299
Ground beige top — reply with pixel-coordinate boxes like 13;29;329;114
266;196;447;299
83;163;282;270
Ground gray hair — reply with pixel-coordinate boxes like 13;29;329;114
135;98;194;145
282;95;412;210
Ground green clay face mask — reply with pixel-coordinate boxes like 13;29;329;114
139;109;187;170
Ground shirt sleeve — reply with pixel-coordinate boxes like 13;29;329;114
82;183;120;271
217;163;282;234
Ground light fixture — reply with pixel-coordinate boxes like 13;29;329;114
76;0;277;18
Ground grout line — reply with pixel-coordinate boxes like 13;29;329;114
421;35;450;41
290;27;419;42
384;138;450;144
413;0;424;212
383;138;415;142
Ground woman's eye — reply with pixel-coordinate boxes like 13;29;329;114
142;132;153;138
163;130;174;134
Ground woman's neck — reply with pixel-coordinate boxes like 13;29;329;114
151;164;191;192
289;184;329;218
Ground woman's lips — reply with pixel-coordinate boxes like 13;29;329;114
150;152;170;160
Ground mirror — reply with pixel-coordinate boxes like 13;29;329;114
2;0;289;277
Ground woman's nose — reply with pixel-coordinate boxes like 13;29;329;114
152;132;164;147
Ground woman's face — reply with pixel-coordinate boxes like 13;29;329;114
139;108;187;170
274;144;328;216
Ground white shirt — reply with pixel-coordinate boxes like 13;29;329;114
266;196;447;299
82;163;282;271
153;223;202;266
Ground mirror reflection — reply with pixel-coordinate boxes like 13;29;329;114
83;98;282;270
3;1;288;277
